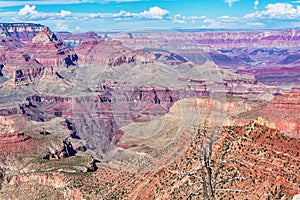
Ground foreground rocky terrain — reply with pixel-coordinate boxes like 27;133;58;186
0;23;299;199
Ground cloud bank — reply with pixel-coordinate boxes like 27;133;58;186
245;3;300;19
5;2;300;31
90;6;169;20
18;5;72;20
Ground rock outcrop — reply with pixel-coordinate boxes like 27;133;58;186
75;40;155;66
2;26;77;76
43;139;76;160
31;26;59;44
0;23;44;42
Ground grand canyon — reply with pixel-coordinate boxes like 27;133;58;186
0;23;299;199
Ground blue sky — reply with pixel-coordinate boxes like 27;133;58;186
0;0;299;32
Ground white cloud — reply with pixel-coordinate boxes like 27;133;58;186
203;18;215;23
245;3;300;19
114;10;135;18
218;15;238;23
90;13;104;18
170;15;213;24
91;6;169;20
244;12;260;19
173;19;186;24
18;4;50;20
219;15;230;19
61;10;72;18
173;14;186;24
17;5;73;20
3;1;299;31
18;5;38;17
254;0;259;9
224;0;239;7
264;3;297;18
90;10;135;18
190;16;207;20
139;6;169;19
